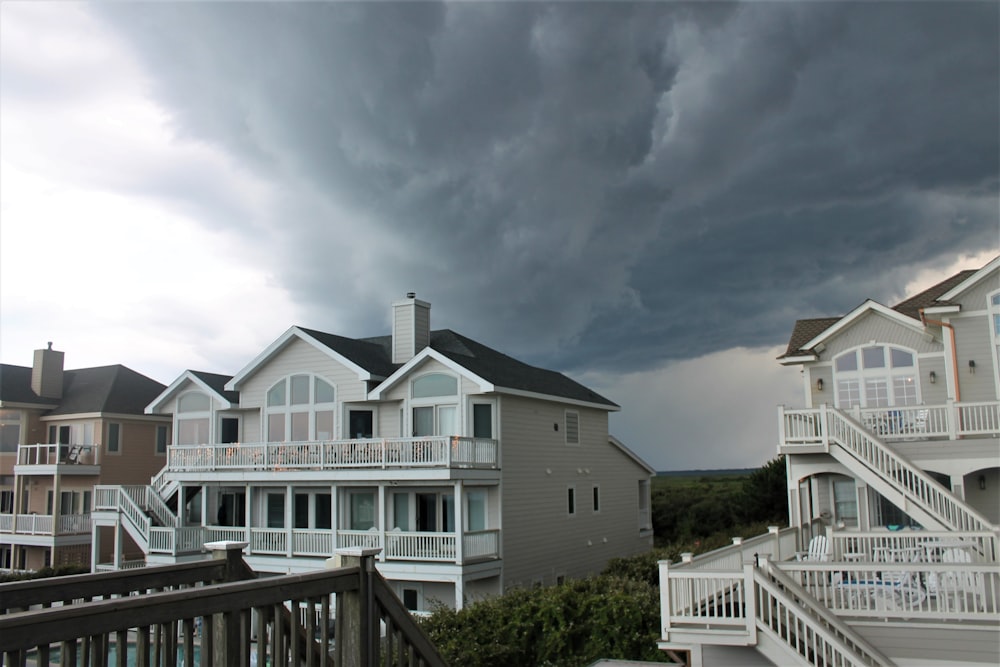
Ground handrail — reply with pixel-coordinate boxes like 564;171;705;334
755;558;896;667
825;407;994;533
137;484;179;528
115;487;151;550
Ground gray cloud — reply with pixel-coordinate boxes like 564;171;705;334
82;0;997;377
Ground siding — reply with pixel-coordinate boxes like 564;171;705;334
952;315;995;402
498;395;650;588
952;268;998;310
97;418;168;485
825;312;940;358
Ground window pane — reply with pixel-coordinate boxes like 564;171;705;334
861;347;885;369
835;353;858;372
268;414;285;442
156;426;169;454
889;348;913;368
315;411;334;441
294;494;309;529
0;410;20;453
473;404;492;438
466;491;485;531
315;378;335;404
290;375;310;405
107;424;121;452
178;419;208;445
178;393;210;413
443;494;455;533
412;373;457;398
833;479;857;522
865;379;889;407
593;486;600;512
438;406;456;436
267;495;285;528
393;494;410;530
994;314;1000;335
351;493;375;530
412;407;434;437
992;293;1000;306
291;412;309;441
315;494;332;529
893;376;918;405
567;487;576;515
267;381;286;407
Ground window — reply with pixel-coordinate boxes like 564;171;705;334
392;493;410;530
266;375;336;442
401;586;421;612
349;491;376;530
411;373;457;398
833;345;920;408
156;425;169;454
466;489;486;531
266;493;285;528
592;486;600;513
832;478;857;525
177;391;210;445
0;490;13;513
410;373;458;437
0;410;20;453
472;403;493;439
567;487;576;516
107;423;121;453
565;411;580;445
293;491;331;529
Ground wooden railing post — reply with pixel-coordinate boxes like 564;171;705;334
331;547;382;667
206;541;249;666
744;557;758;645
658;560;671;640
768;526;782;561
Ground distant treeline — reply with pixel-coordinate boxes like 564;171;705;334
656;468;755;477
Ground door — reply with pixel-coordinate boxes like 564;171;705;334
348;410;374;439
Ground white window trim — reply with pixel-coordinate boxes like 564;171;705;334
832;344;921;409
265;374;337;442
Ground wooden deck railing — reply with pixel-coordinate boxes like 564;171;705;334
0;543;447;667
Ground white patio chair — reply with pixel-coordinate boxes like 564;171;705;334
935;547;986;611
795;535;830;562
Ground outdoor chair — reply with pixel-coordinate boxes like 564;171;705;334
795;535;830;562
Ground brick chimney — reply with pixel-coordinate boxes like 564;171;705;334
32;342;64;399
392;293;431;364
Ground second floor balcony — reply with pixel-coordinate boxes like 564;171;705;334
15;443;100;470
0;512;91;537
164;435;499;474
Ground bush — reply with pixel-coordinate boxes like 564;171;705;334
0;564;90;583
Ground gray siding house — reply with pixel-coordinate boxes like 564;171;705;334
93;295;654;611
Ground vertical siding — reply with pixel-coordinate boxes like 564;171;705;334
952;315;995;402
498;395;650;589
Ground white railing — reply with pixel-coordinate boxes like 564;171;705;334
463;530;500;561
14;514;54;535
385;532;456;561
293;529;333;556
56;513;91;534
0;513;91;535
206;526;249;544
94;486;119;510
250;528;287;554
779;405;995;533
828;530;998;563
672;527;799;572
16;443;99;466
116;488;151;550
776;560;999;621
337;529;383;551
0;515;11;532
659;563;751;635
165;436;499;474
142;486;179;528
756;560;894;667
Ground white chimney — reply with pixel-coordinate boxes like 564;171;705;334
32;342;64;399
392;293;431;364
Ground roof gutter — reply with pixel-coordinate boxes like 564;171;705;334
919;308;960;403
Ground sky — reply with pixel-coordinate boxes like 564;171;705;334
1;1;998;471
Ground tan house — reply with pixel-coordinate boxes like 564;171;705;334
93;295;655;611
658;256;999;666
0;345;169;571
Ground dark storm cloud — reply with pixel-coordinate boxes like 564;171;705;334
91;1;998;372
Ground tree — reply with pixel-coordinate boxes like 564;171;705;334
737;455;788;525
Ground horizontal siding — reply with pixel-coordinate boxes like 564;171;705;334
952;315;996;402
498;395;650;588
98;419;168;485
853;622;1000;664
825;312;941;359
953;268;998;310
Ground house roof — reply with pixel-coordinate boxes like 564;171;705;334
188;371;240;404
778;258;994;361
0;363;166;416
296;327;618;408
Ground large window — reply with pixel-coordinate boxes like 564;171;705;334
832;477;857;526
410;373;458;437
834;345;919;408
466;489;487;531
349;491;376;530
0;411;20;453
177;392;211;445
266;375;336;442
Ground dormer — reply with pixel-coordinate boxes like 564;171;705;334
392;293;431;364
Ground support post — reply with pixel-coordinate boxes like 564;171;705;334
206;541;250;666
330;547;382;667
768;525;781;561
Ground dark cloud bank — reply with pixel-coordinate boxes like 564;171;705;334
93;1;998;374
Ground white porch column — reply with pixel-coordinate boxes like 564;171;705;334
90;522;99;572
113;522;122;569
285;484;293;558
245;484;252;544
950;475;966;500
378;484;387;562
455;575;465;611
330;484;339;553
856;482;870;530
52;472;62;528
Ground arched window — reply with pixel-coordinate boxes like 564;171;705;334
177;392;210;445
833;345;919;409
266;375;336;442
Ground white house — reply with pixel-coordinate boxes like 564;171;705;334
92;295;654;612
658;256;1000;666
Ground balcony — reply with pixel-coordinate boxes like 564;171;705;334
14;443;100;471
0;512;91;536
145;524;501;564
164;435;499;474
779;400;1000;451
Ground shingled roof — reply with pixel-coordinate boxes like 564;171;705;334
0;364;166;415
298;327;617;408
779;266;982;360
189;370;240;404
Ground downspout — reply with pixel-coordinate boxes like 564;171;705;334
918;308;961;403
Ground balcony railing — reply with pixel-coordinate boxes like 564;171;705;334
143;524;501;563
16;443;99;466
0;513;92;536
165;435;499;473
780;400;1000;447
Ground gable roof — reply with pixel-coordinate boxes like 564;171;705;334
147;370;239;413
0;364;166;416
779;257;995;362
